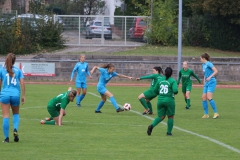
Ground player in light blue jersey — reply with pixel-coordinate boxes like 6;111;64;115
0;53;25;143
70;54;92;107
200;53;219;119
90;63;133;113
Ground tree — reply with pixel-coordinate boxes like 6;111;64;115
188;0;240;24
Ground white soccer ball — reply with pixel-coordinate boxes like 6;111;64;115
123;103;131;111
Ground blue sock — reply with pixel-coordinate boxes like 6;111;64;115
76;95;80;104
13;114;20;130
202;100;208;114
110;96;119;110
96;101;105;111
79;94;85;103
209;99;218;113
2;118;10;139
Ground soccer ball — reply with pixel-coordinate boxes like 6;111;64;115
123;103;131;111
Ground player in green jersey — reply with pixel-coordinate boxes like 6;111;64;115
136;66;163;115
177;61;201;109
147;67;178;136
40;90;77;126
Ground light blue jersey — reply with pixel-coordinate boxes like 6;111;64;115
97;68;118;87
202;61;215;80
0;66;24;97
70;62;90;83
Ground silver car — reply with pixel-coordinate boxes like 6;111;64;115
85;20;112;39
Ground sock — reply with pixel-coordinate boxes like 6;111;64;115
76;95;80;105
49;117;53;121
152;117;162;127
209;99;218;113
96;100;105;111
2;118;10;139
79;94;85;103
185;98;187;104
147;102;153;112
187;99;191;107
110;96;119;109
44;120;56;125
139;98;149;110
167;118;174;134
13;114;20;130
202;100;208;114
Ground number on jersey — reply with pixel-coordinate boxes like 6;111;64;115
6;73;17;85
159;84;168;94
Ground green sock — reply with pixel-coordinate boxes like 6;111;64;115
44;120;56;125
167;118;174;134
147;102;153;112
139;98;149;110
152;117;162;127
187;99;191;107
49;117;53;120
185;98;187;104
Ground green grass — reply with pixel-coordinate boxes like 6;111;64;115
1;84;240;159
74;45;240;57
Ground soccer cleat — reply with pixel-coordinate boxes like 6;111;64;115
116;108;124;113
148;112;154;115
143;108;150;115
76;103;81;108
40;119;45;124
147;124;153;136
202;114;209;119
13;128;19;142
95;110;102;113
213;113;219;119
186;105;191;110
166;132;173;136
2;137;9;143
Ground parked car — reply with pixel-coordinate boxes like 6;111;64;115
128;18;147;41
85;20;112;39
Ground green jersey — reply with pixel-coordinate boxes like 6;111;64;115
177;68;201;85
48;91;70;111
154;76;178;101
140;74;163;90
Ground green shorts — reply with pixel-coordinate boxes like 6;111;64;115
182;84;192;93
157;99;175;117
47;105;60;118
143;89;157;100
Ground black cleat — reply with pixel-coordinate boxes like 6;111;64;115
143;108;150;115
95;110;102;113
116;108;124;113
148;112;154;115
185;107;190;110
3;137;9;143
166;132;173;136
147;124;153;136
13;128;19;142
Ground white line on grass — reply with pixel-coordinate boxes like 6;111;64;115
89;92;240;154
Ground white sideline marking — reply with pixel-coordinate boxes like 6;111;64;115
88;92;240;154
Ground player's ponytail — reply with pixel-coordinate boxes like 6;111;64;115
201;53;210;61
165;67;173;80
5;53;16;77
102;63;115;69
154;66;163;74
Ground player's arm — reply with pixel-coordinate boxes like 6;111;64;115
86;64;92;79
137;74;155;81
191;71;201;83
118;74;133;80
20;78;25;105
70;64;78;81
90;66;100;75
58;108;65;126
153;80;160;95
172;80;178;95
177;71;182;85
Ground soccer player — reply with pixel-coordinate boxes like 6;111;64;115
147;67;178;136
40;90;77;126
70;54;92;107
200;53;219;119
90;63;133;113
136;66;163;115
0;53;25;143
177;61;201;109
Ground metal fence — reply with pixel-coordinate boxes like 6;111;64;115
54;15;149;47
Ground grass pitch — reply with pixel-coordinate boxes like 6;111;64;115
0;84;240;160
